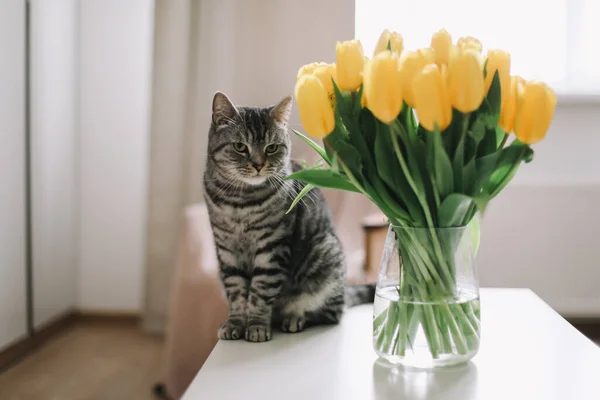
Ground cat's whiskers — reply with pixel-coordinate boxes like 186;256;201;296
212;173;240;199
289;178;319;205
275;173;318;206
270;176;299;206
271;174;313;210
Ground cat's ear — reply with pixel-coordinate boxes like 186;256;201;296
270;95;293;126
212;91;240;127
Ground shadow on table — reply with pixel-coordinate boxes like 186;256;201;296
372;358;478;400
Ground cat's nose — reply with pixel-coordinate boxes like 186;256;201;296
253;163;264;172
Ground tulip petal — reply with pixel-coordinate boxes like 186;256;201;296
294;75;335;139
336;40;365;92
363;52;403;123
448;48;485;112
514;81;556;144
413;65;452;131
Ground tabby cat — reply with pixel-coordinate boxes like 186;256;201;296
203;92;374;342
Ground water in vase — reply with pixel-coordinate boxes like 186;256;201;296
373;286;481;368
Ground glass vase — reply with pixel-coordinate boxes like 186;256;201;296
372;224;480;368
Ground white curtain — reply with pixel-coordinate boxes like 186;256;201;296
143;0;372;332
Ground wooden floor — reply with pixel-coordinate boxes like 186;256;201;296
0;322;164;400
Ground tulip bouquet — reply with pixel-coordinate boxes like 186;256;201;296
288;29;556;363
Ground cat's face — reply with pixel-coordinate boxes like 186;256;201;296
208;92;293;185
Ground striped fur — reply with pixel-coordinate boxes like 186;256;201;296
203;92;374;342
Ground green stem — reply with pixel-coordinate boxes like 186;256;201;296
440;303;468;355
402;232;454;294
396;303;413;356
436;307;453;353
373;309;388;337
422;304;441;358
389;128;455;292
406;305;421;351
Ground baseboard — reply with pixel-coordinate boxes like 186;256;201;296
0;310;78;372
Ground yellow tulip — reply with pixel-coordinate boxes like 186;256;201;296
412;64;452;131
398;50;435;107
294;75;335;139
447;47;485;112
499;75;525;133
514;81;557;144
485;50;511;104
431;29;452;65
417;48;436;64
335;40;365;92
296;62;326;80
312;63;337;97
373;29;404;56
363;52;403;123
457;36;483;53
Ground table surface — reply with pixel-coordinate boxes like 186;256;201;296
182;288;600;400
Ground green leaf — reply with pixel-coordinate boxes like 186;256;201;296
285;184;315;214
443;109;465;159
453;131;465;192
432;130;454;199
475;141;522;191
478;70;502;127
285;168;360;193
389;123;427;225
438;193;474;227
359;107;377;158
332;79;353;117
373;123;419;222
292;129;330;166
354;84;364;115
463;158;477;195
323;124;362;177
495;126;506;147
473;195;490;214
467;216;481;256
469;116;486;145
482;142;532;198
477;126;500;158
395;121;436;218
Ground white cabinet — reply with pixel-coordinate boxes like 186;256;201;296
30;0;78;328
0;0;28;350
0;0;79;350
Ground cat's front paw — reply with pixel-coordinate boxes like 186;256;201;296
245;324;272;342
218;319;245;340
280;315;306;333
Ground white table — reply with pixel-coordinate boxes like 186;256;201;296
182;288;600;400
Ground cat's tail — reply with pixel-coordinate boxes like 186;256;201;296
344;284;376;307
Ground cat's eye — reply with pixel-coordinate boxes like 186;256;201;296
232;142;247;153
265;144;279;154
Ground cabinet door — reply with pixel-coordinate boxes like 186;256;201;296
30;0;78;328
0;0;28;350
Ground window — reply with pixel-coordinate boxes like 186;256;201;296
355;0;600;94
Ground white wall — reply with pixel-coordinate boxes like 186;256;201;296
79;0;154;311
30;0;79;327
477;103;600;316
73;0;599;317
0;0;27;350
